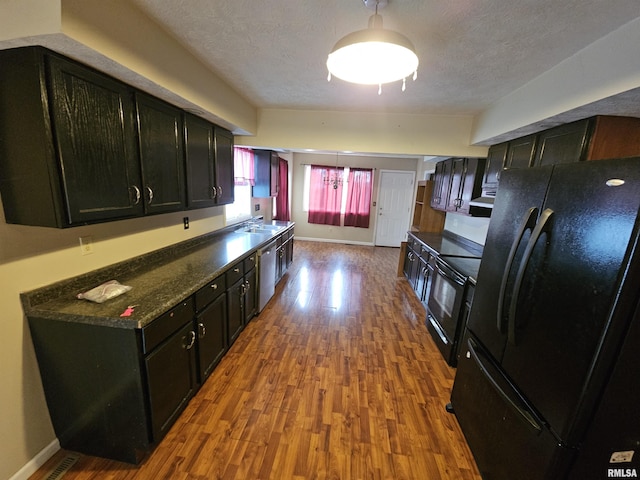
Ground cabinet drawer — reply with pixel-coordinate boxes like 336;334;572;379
225;261;244;286
243;253;257;272
194;275;226;312
141;298;194;354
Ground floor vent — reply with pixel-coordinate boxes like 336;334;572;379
45;453;80;480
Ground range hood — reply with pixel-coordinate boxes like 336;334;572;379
469;196;495;209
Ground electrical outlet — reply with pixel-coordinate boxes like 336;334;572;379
79;236;94;255
183;217;189;229
255;204;260;211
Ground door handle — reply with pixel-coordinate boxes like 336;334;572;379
508;208;554;345
497;207;539;334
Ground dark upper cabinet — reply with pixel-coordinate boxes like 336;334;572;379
253;150;280;197
0;47;144;227
533;120;592;167
184;114;235;208
480;116;640;197
185;114;215;208
135;93;186;214
446;158;466;212
430;159;451;210
213;127;235;205
506;134;537;169
431;157;486;216
482;142;507;195
447;158;486;215
0;46;235;227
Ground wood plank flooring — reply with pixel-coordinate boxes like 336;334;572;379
30;240;481;480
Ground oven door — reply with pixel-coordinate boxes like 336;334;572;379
426;257;466;365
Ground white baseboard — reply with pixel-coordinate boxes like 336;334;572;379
9;439;60;480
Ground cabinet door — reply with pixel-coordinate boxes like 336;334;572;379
244;268;257;323
213;127;235;205
184;114;216;209
533;119;591;167
430;160;451;210
506;134;537;169
136;93;186;214
270;153;280;196
482;143;507;194
456;158;485;215
252;150;278;197
403;243;414;280
227;277;244;345
285;236;294;269
47;55;143;224
446;158;466;212
196;294;227;382
144;322;197;442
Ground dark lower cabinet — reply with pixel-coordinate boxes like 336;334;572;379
196;294;227;381
244;267;258;324
276;229;295;282
194;275;228;382
28;319;151;464
226;261;245;345
144;321;197;442
26;235;293;465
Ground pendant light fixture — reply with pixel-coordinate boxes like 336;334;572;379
326;0;418;94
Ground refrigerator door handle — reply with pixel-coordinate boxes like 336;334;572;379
496;207;539;334
467;337;543;433
508;208;555;345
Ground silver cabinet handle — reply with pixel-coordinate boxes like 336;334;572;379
146;186;154;204
217;186;223;197
198;322;206;338
210;283;218;290
211;186;217;199
183;330;196;350
130;185;141;205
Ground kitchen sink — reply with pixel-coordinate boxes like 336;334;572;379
236;224;283;234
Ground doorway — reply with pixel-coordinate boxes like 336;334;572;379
374;170;416;247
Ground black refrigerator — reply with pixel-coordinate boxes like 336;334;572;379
450;157;640;480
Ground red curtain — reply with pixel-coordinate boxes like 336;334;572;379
233;147;255;185
274;158;290;221
308;165;344;226
344;168;373;228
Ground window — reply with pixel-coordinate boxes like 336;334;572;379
303;164;373;228
225;148;255;225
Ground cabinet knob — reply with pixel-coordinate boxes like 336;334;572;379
198;322;206;338
211;186;217;199
211;283;218;290
217;186;223;197
234;268;240;273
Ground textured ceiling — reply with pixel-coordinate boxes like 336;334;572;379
129;0;640;118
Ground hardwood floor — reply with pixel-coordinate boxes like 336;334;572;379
31;240;481;480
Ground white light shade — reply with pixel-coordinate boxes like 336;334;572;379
327;25;419;85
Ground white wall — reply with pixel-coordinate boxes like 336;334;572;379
290;152;419;245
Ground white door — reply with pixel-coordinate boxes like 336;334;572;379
375;170;416;247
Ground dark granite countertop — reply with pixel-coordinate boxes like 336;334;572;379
409;230;483;258
21;221;294;330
